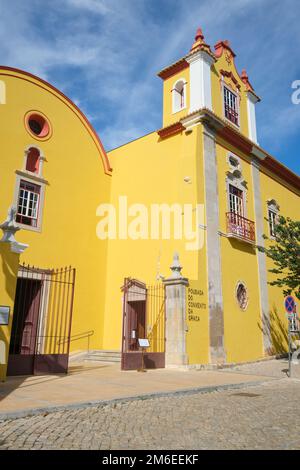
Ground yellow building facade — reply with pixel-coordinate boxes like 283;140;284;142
0;28;299;379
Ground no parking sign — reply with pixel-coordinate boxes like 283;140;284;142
284;295;296;314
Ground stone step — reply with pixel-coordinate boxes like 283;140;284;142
85;350;121;363
86;356;121;363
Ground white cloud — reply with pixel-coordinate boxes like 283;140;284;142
0;0;299;169
64;0;111;14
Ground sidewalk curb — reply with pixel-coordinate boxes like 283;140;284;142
0;378;277;421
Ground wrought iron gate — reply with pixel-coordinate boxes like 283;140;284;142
121;278;165;370
7;264;76;376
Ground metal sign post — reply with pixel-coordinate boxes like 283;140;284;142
285;296;299;378
137;338;150;372
288;317;292;378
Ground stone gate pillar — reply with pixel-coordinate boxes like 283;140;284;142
163;253;189;367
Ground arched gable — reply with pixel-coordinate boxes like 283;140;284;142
0;66;112;175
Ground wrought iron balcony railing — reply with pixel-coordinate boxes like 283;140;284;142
224;104;239;126
226;212;256;243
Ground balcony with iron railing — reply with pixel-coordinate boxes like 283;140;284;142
226;212;256;244
224;104;239;126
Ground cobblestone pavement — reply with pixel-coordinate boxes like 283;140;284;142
0;378;300;450
224;358;300;379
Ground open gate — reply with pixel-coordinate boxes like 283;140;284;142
121;278;165;370
7;264;76;376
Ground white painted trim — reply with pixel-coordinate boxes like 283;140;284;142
15;170;48;185
251;146;265;160
186;50;214;113
202;123;226;363
10;241;28;253
251;161;272;354
13;174;46;233
246;91;258;144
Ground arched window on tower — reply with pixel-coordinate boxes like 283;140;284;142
25;147;40;174
172;79;186;113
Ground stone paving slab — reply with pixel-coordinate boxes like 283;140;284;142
1;378;300;450
0;361;275;418
220;357;300;379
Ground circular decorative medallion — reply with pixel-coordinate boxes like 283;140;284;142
236;281;248;310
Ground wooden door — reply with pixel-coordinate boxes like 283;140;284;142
7;278;42;375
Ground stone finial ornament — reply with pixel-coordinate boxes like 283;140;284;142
194;27;204;42
0;205;28;253
241;68;255;92
189;26;214;57
170;252;183;279
0;205;20;243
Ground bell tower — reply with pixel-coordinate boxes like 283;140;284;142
157;27;260;144
185;28;215;113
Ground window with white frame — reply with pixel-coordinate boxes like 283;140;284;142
172;80;186;113
268;209;277;238
16;180;41;228
224;86;239;126
229;184;244;216
267;199;279;238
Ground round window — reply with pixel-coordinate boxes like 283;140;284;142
236;282;248;310
229;155;239;168
25;111;51;139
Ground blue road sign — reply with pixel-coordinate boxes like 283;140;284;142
284;295;296;313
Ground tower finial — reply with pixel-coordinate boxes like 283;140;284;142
189;26;213;56
241;69;248;81
241;68;254;92
195;27;204;42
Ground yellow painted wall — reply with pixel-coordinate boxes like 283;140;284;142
0;69;111;354
0;243;19;381
1;50;299;373
216;140;263;362
260;171;300;354
162;68;190;128
106;125;209;364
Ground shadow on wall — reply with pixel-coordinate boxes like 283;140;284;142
228;238;256;256
0;243;20;382
257;305;288;355
1;244;19;302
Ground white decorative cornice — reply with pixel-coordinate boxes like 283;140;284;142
186;49;216;66
15;169;48;185
181;109;224;133
10;241;29;254
247;90;260;104
251;146;266;160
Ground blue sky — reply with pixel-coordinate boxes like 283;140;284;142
0;0;299;174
